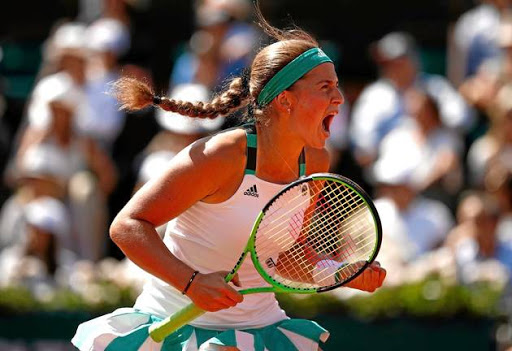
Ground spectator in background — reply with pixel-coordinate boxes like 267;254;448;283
376;89;465;211
448;0;512;87
349;31;474;182
0;196;75;297
485;165;512;237
13;74;118;262
467;83;512;187
444;191;512;287
459;14;512;144
79;16;130;153
24;21;90;133
0;144;68;251
170;0;258;92
371;155;454;280
78;0;132;27
22;12;130;155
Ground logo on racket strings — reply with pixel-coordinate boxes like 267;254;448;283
244;185;259;198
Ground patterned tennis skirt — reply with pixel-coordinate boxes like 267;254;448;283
71;308;329;351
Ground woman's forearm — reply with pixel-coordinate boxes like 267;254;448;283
110;216;194;292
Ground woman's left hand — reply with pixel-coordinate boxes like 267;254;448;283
345;261;386;292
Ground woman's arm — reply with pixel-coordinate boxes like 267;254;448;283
110;131;245;311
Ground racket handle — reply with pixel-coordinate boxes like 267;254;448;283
149;303;205;342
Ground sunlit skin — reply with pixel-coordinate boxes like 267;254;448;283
285;63;345;149
110;61;385;315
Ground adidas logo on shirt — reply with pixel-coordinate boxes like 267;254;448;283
244;185;259;198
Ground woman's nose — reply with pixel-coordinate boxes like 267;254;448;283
333;88;344;105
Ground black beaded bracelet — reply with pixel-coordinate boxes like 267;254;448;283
182;270;199;295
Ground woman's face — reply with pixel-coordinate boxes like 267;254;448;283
286;63;344;148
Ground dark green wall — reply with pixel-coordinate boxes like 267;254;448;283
0;312;497;350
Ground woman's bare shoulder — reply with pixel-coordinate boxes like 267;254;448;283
182;127;248;202
187;127;247;170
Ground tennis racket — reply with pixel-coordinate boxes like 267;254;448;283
149;172;382;342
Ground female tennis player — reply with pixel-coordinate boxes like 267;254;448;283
72;6;386;351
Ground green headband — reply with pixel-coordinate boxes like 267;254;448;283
257;47;333;107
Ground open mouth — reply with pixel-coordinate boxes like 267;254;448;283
322;113;336;133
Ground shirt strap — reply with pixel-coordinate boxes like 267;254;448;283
243;123;306;177
243;123;257;175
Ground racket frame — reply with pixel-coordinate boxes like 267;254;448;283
149;173;382;342
238;173;382;294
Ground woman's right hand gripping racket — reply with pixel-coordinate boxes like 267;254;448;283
149;173;382;342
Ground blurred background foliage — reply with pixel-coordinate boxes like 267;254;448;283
0;274;505;320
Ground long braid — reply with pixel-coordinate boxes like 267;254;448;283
110;76;252;120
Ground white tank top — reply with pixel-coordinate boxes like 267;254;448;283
133;125;306;330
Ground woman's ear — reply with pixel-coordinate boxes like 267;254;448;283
275;90;294;114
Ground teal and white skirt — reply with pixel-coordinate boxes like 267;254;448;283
71;308;329;350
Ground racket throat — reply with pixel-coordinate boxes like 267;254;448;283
239;286;281;294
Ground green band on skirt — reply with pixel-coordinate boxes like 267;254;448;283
72;307;329;351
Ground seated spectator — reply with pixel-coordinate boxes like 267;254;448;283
482;151;512;250
371;155;455;273
0;144;68;251
14;74;118;262
458;14;512;144
376;89;465;211
447;0;510;86
0;196;75;298
467;83;512;187
170;0;257;91
26;21;89;132
350;31;474;177
445;191;511;287
79;16;130;152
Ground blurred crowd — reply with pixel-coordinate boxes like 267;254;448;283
0;0;512;338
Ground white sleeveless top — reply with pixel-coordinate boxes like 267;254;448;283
133;125;306;330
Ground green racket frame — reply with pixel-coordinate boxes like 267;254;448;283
149;173;382;342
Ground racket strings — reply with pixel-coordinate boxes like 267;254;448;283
254;180;377;289
290;182;376;284
257;182;361;258
258;183;373;261
306;202;375;262
259;183;360;248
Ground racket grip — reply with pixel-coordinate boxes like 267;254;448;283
149;303;205;342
